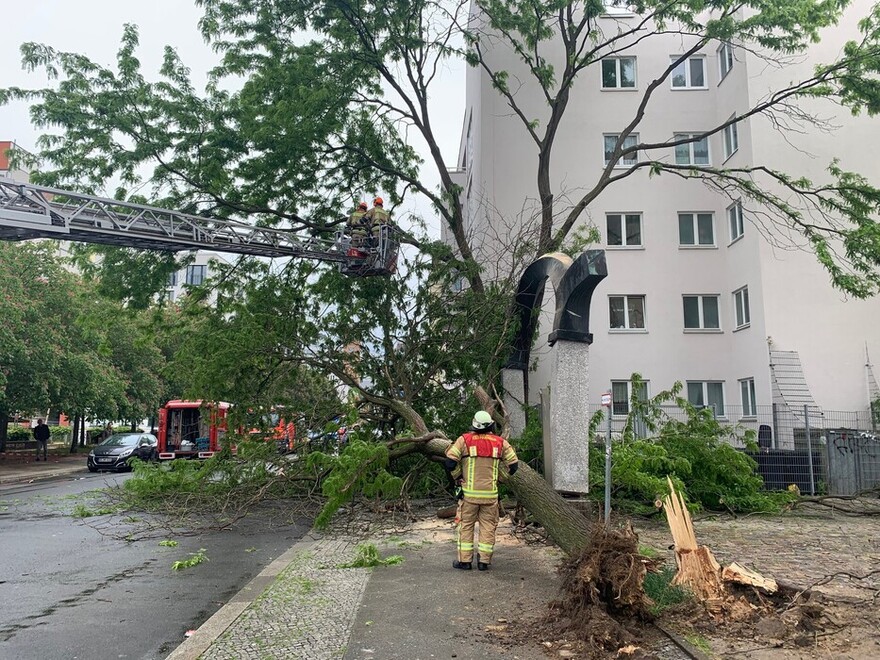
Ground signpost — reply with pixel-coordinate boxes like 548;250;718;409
602;391;612;524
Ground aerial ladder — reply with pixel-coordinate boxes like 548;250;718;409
0;176;398;277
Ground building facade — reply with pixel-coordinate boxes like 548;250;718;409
448;3;880;444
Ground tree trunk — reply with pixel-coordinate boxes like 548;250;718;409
421;436;592;556
69;415;80;454
0;410;8;453
130;419;137;432
507;462;593;555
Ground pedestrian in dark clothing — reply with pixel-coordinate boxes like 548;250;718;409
33;419;50;461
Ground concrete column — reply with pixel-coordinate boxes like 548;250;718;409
546;340;590;493
501;368;527;438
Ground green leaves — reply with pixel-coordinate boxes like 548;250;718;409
0;243;166;425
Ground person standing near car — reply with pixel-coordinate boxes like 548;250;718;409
32;418;50;461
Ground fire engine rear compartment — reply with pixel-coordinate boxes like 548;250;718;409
164;407;209;454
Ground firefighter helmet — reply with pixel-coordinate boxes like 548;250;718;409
373;196;384;206
471;410;494;431
358;201;368;210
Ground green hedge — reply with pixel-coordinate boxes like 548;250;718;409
5;425;70;443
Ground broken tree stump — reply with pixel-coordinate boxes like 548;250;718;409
662;477;725;602
662;477;779;612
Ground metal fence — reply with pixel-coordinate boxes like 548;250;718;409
588;402;880;497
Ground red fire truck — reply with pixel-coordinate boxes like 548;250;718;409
157;400;231;460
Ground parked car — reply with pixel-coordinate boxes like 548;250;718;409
87;433;159;472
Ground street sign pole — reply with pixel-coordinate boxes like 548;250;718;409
601;391;613;525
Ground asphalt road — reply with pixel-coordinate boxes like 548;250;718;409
0;472;311;660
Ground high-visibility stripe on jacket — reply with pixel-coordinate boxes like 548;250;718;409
446;432;518;504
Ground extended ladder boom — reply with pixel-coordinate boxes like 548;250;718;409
0;176;349;262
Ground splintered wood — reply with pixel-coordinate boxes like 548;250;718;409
722;562;778;593
662;477;725;601
662;477;779;612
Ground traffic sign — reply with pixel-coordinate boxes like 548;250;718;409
601;392;612;407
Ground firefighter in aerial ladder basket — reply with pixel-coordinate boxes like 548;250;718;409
444;411;519;570
347;201;369;246
363;196;390;246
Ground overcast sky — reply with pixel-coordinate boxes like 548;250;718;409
0;0;466;236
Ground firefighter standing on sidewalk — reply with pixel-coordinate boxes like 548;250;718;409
444;410;518;571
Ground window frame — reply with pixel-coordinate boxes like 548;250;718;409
678;211;716;247
728;201;744;243
739;378;757;418
733;286;751;330
601;56;637;90
185;264;207;287
606;212;643;248
611;380;649;417
673;133;710;166
686;380;726;417
167;271;178;287
723;116;739;161
682;294;721;331
604;133;640;167
670;55;707;90
718;43;734;81
608;294;646;331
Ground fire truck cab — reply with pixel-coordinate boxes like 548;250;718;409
157;400;231;460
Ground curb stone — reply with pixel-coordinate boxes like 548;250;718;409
0;464;86;486
166;532;370;660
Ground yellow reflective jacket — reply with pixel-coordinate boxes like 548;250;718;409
348;210;367;228
446;432;518;504
364;206;390;226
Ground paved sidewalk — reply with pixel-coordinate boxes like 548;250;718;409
167;515;565;660
0;449;88;485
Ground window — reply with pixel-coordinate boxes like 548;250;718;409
719;43;734;80
723;118;739;160
687;381;725;416
606;213;642;247
602;0;635;15
670;56;706;89
678;212;714;246
611;380;648;416
683;295;720;330
185;265;206;286
167;271;178;287
674;133;709;165
740;378;757;417
728;201;744;242
604;133;639;166
609;295;645;330
601;57;636;89
733;286;750;329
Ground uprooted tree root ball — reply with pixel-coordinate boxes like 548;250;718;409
544;523;657;655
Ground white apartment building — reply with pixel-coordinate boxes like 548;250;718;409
448;3;880;442
164;251;229;303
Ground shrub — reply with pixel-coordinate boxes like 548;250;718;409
586;376;797;514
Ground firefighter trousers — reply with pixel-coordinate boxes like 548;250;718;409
456;499;499;564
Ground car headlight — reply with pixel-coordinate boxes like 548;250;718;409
88;451;95;457
119;448;134;458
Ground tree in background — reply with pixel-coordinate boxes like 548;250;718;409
0;243;167;452
0;242;73;451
